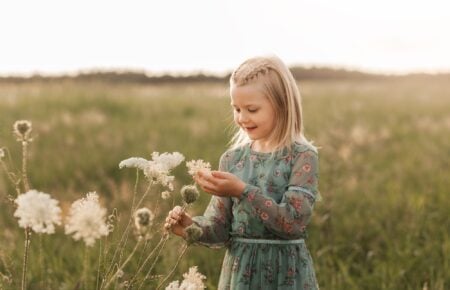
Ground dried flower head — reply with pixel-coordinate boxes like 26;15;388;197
65;192;109;247
14;190;62;234
13;120;33;141
184;223;203;245
119;157;149;170
180;185;199;205
134;207;155;234
186;160;211;177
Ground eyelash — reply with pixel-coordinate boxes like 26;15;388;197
234;108;258;113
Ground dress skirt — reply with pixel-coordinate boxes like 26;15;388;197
217;238;319;290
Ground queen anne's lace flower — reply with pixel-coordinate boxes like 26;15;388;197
144;152;184;190
14;190;62;234
120;152;184;191
65;192;109;247
180;266;206;289
151;152;185;170
119;157;149;170
165;266;206;290
186;160;211;177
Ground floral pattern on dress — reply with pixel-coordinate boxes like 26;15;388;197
191;141;320;289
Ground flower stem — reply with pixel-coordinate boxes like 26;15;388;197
130;234;168;288
21;228;31;290
154;243;189;290
21;141;30;192
104;238;143;288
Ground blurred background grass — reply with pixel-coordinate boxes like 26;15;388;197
0;76;449;289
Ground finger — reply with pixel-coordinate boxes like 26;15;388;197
211;171;228;179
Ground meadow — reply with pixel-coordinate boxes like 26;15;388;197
0;77;449;289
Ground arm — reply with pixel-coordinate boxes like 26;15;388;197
188;154;233;248
239;149;319;239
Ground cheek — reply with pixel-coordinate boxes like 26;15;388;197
233;113;239;124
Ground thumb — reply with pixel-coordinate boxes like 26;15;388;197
211;170;228;179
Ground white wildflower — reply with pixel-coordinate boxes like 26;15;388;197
165;281;180;290
186;160;211;177
180;266;206;290
165;266;206;290
161;191;171;199
151;152;185;171
14;190;62;234
119;157;149;170
143;152;184;189
65;192;109;247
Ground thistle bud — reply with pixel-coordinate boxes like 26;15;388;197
180;185;199;205
13;120;32;141
184;223;203;245
134;207;154;234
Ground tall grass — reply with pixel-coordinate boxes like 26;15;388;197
0;78;449;289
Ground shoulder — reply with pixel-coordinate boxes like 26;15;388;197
292;141;319;157
219;144;248;167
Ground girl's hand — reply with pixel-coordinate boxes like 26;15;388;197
194;170;246;198
164;206;193;238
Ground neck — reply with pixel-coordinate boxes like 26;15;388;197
251;140;277;153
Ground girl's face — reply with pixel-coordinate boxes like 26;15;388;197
230;83;276;148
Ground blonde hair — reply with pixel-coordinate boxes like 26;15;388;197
229;55;317;153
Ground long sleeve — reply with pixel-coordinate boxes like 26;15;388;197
189;153;233;248
238;149;319;239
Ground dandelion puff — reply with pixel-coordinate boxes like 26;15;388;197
134;207;154;237
180;266;206;289
13;120;33;142
119;157;149;170
184;224;203;245
186;160;211;177
14;190;62;234
180;185;199;205
65;192;109;247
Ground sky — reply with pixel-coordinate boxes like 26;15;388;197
1;0;449;76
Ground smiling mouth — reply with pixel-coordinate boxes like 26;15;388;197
245;126;257;131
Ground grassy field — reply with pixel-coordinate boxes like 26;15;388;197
0;78;449;289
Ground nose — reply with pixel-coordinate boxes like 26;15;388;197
237;112;249;124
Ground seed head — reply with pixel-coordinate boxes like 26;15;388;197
180;185;199;204
184;223;203;245
13;120;33;141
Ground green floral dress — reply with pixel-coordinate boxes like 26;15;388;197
190;141;320;290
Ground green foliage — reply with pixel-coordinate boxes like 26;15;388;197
0;79;449;289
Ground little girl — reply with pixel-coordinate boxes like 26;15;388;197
165;56;320;290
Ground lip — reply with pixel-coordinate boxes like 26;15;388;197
244;126;257;132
